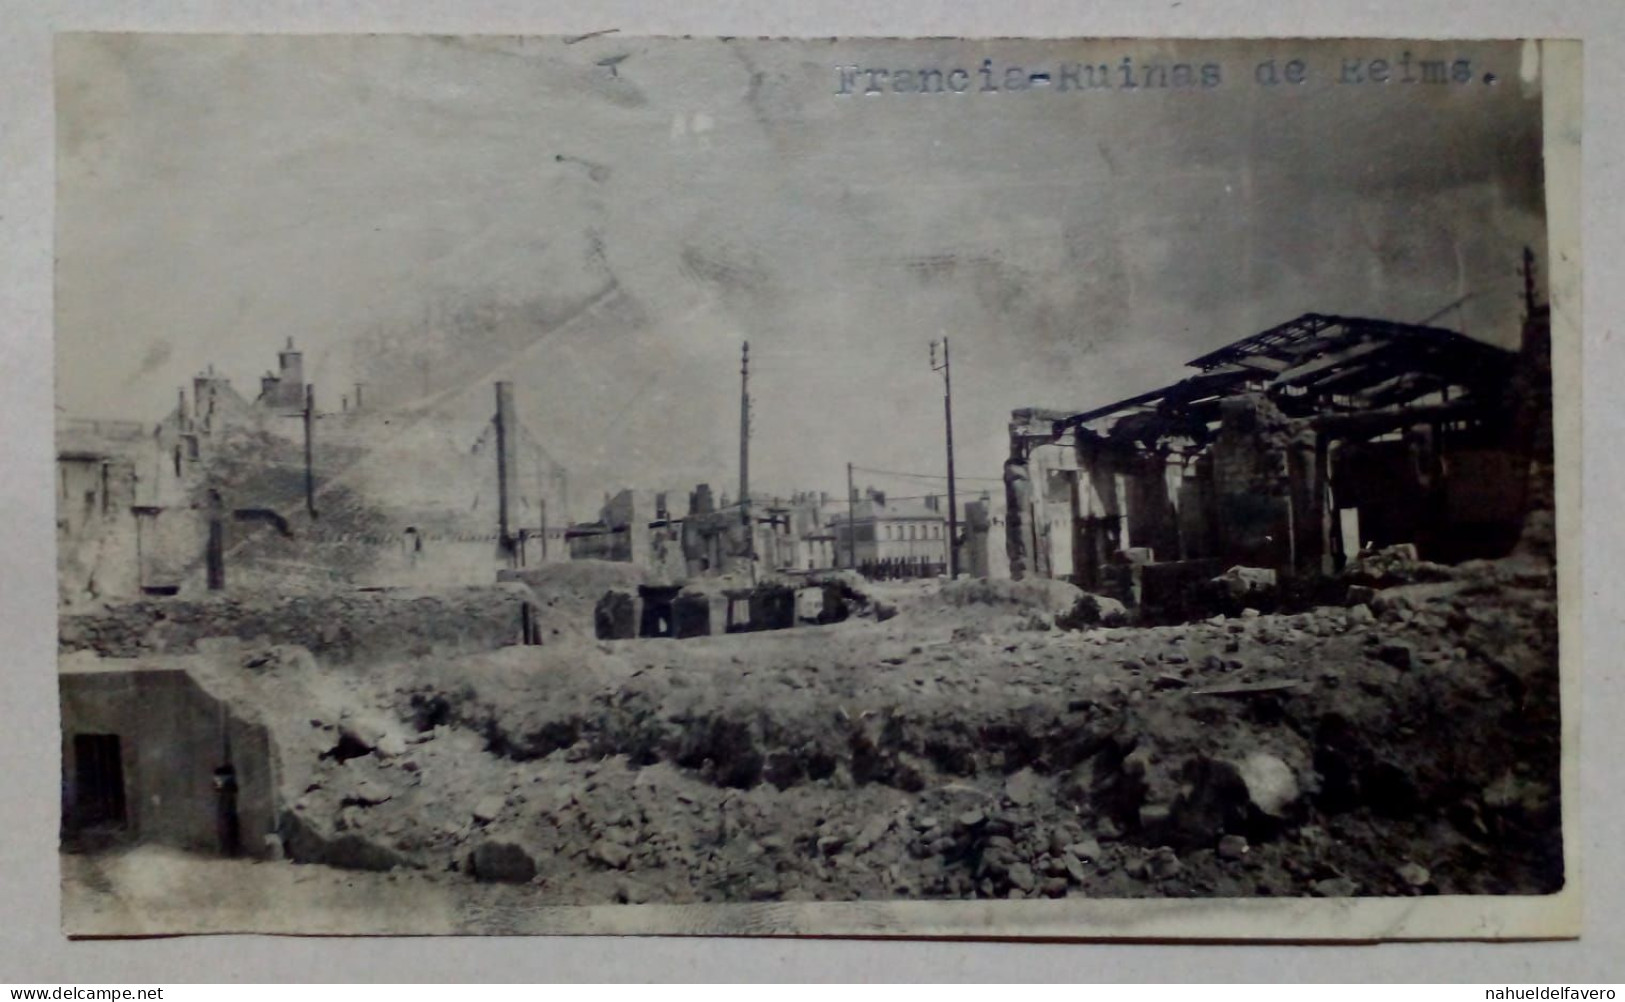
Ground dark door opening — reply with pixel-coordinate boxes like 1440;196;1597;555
72;733;128;830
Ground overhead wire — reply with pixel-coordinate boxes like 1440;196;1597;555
849;463;1004;483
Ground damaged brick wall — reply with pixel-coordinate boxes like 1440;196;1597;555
57;455;142;607
1211;394;1296;569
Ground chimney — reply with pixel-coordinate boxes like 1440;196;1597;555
494;382;520;546
691;483;714;516
277;338;304;408
193;373;219;428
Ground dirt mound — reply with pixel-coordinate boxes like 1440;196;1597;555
892;577;1085;633
937;577;1084;612
175;552;1558;903
501;559;650;595
59;585;531;664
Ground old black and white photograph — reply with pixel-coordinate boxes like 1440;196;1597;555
52;34;1578;938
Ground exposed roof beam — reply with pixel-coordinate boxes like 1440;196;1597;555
1271;339;1387;386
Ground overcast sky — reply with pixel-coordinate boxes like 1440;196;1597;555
57;35;1548;515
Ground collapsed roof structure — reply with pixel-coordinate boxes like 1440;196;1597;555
1063;313;1514;438
1003;295;1552;614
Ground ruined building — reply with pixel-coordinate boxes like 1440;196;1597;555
56;341;570;604
1005;299;1552;612
567;484;839;580
566;488;685;578
56;418;148;605
960;492;1010;580
683;487;838;577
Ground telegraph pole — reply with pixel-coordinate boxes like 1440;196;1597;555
931;338;959;578
739;341;752;560
205;488;226;591
1523;245;1538;316
846;461;857;571
303;384;317;519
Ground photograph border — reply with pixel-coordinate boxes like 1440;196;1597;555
50;35;1583;943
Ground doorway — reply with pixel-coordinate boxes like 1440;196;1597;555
72;733;128;829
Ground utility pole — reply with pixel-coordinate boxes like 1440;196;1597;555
303;384;317;519
931;338;959;578
495;381;519;554
739;341;753;561
846;461;857;571
206;488;226;591
1522;245;1538;316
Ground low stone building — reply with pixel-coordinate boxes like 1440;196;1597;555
59;655;278;859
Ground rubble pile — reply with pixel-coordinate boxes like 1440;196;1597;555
499;559;653;643
219;546;1559;902
58;584;533;664
906;576;1085;633
1343;543;1460;589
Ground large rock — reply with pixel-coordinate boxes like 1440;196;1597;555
1345;585;1377;607
1235;751;1300;818
282;820;408;872
1145;847;1182;881
1057;593;1128;630
1006;862;1037;893
343;777;393;808
1003;767;1043;806
469;840;537;884
590;840;633;869
337;718;385;754
1344;543;1455;587
1138;751;1304;848
1149;757;1251;846
1377;640;1416;670
1217;566;1277;600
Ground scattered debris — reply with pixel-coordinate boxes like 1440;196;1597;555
64;545;1559;904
